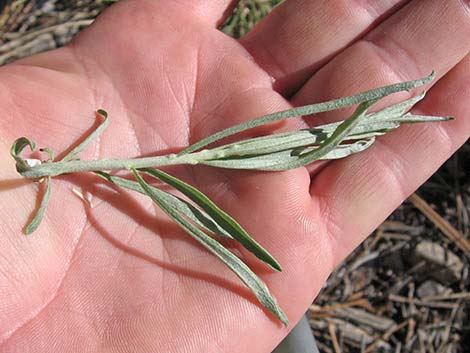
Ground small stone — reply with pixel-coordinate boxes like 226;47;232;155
41;1;57;13
334;307;396;332
411;241;464;284
416;280;449;299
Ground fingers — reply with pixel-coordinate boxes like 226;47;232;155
309;55;470;267
241;0;409;95
292;0;470;114
299;0;470;265
293;0;469;177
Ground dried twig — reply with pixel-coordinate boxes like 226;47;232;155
364;319;409;353
0;19;93;52
328;322;342;353
408;193;470;253
389;295;459;310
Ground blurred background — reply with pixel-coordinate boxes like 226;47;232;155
1;1;468;352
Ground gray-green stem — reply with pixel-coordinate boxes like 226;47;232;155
19;149;213;178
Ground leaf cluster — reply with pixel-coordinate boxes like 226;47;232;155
10;73;452;325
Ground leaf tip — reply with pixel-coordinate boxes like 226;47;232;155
271;261;283;272
420;71;436;87
10;137;36;159
23;176;52;235
96;109;108;118
39;147;55;161
24;224;36;235
278;310;289;327
10;137;38;174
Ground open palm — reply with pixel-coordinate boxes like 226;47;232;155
0;1;469;352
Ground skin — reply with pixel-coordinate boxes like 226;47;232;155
0;0;468;351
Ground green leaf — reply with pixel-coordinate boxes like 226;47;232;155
207;92;431;159
300;93;450;141
180;72;435;155
364;91;426;122
208;129;326;159
10;137;37;173
249;100;374;171
94;172;233;239
61;109;109;162
202;138;375;170
140;168;282;272
40;147;55;161
25;176;52;235
132;169;288;326
320;138;376;159
202;93;451;171
10;137;36;160
397;113;454;123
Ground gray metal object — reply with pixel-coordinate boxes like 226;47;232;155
272;314;319;353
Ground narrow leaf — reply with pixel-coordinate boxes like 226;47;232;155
94;172;233;239
40;147;55;161
141;168;282;272
25;176;52;235
261;100;375;170
180;72;434;155
320;138;376;159
398;113;454;123
209;129;326;159
287;93;428;143
363;91;426;123
10;137;38;173
10;137;36;160
61;109;109;162
202;150;296;170
202;138;375;170
132;169;288;326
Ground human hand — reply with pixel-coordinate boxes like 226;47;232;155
0;1;468;352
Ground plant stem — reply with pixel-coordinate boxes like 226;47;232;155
20;149;213;178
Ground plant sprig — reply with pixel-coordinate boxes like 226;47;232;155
10;73;452;326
